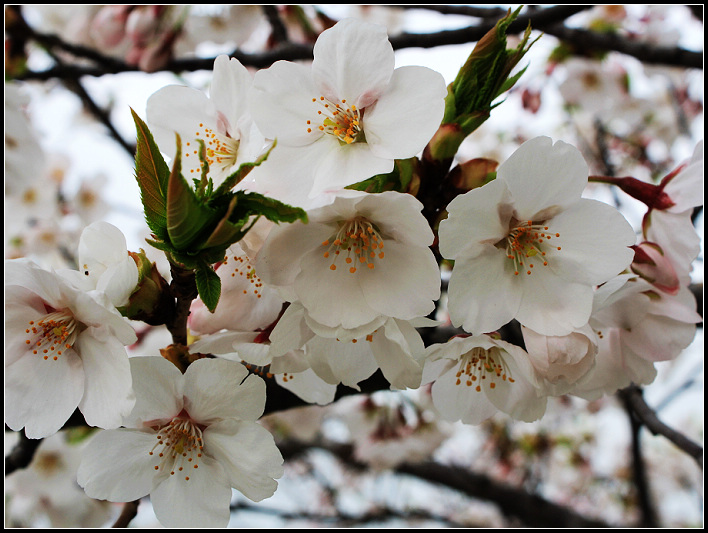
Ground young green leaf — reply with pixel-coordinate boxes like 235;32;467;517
131;108;171;241
194;261;222;313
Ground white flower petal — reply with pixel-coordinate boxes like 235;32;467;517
311;18;394;107
498;136;589;220
276;368;338;405
446;247;521;334
77;428;159;502
364;65;446;159
547;198;636;285
250;60;320;145
360;239;439;321
123;356;184;428
438;178;512;260
76;329;135;429
184;359;265;423
204;419;284;502
150;454;232;528
5;348;85;438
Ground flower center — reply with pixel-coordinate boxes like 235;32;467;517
307;96;364;145
188;122;240;176
24;310;80;361
149;416;204;482
502;220;561;276
222;253;264;299
454;347;515;392
321;217;385;274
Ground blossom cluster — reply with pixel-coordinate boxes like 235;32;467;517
5;13;703;528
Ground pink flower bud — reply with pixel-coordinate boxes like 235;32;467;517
630;241;680;295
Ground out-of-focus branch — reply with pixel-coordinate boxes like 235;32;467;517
278;439;615;528
619;385;704;469
4;430;42;476
619;389;660;527
112;500;141;528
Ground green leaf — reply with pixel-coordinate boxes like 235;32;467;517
131;108;171;241
166;134;220;251
194;261;221;313
230;191;308;225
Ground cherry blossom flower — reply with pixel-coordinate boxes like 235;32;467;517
642;141;703;282
267;301;431;391
188;242;284;335
521;323;598;396
5;432;114;528
189;327;338;406
422;334;547;425
570;274;701;400
255;190;440;331
58;221;139;308
439;136;636;337
147;54;267;187
248;18;446;204
77;356;284;528
5;259;137;438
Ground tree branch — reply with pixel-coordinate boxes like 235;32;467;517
278;439;615;528
618;385;704;469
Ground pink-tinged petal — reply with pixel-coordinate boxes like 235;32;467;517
546;198;636;285
498;137;589;220
150;454;232;528
644;209;701;281
431;362;499;425
76;329;134;429
276;368;337;405
311;18;394;107
305;335;378;389
77;428;159;502
255;219;333;288
184;359;265;424
571;332;657;401
438;179;512;260
210;54;252;131
250;61;320;145
622;314;697;362
370;319;424;390
359;240;439;321
295;248;377;329
516;266;594;336
204;419;284;502
5;349;84;438
364;66;446;159
123;356;184;428
446;246;521;335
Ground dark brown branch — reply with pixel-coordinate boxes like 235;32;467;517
166;264;198;347
619;385;704;469
618;388;660;527
111;499;141;528
4;430;42;476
